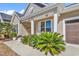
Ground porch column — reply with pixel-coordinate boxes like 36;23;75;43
18;22;20;35
31;20;34;34
54;13;58;32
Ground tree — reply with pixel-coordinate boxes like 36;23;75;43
0;22;13;39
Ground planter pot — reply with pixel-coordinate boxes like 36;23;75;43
13;37;16;40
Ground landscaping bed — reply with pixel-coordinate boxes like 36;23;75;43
0;42;19;56
21;32;65;56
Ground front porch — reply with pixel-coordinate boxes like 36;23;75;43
21;13;62;35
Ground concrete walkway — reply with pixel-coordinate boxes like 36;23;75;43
59;44;79;56
4;40;79;56
4;40;45;56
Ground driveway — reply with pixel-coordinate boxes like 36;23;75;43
4;40;79;56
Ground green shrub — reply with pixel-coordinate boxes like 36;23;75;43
21;36;29;45
21;34;39;46
31;34;40;47
21;32;65;56
32;32;65;56
21;35;33;46
10;32;17;38
0;22;13;39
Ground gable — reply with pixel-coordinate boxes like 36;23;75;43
24;3;44;17
11;14;20;25
23;3;55;18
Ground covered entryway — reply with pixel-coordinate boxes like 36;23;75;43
65;19;79;44
21;21;31;35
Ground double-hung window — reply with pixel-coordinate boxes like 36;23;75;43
46;20;51;32
40;20;51;32
41;22;45;32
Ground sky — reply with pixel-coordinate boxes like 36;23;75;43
0;3;73;15
0;3;28;15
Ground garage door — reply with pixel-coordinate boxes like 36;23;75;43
66;19;79;44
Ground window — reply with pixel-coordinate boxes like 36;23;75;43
41;22;45;32
46;20;51;32
64;3;77;8
40;20;51;32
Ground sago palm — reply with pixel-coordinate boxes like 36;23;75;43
32;32;65;56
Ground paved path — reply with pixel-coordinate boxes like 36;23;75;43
4;40;45;56
59;44;79;56
4;40;79;56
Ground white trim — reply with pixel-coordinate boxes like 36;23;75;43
54;13;58;32
40;21;45;32
63;20;66;41
18;22;20;35
37;21;41;32
63;16;79;45
44;21;46;32
39;19;52;32
38;22;41;33
10;14;15;24
65;16;79;21
39;20;45;32
51;20;53;32
31;20;34;34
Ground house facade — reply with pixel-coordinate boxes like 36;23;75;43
11;3;79;44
